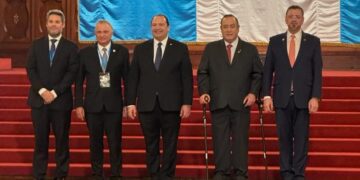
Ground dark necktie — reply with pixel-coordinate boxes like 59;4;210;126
227;44;232;63
49;39;57;66
154;42;162;71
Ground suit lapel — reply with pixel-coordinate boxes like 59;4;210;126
219;40;231;66
106;42;116;72
280;33;292;68
51;37;64;67
159;38;174;70
42;37;51;68
293;32;307;67
92;43;103;72
231;38;242;66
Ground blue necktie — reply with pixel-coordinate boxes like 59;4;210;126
49;39;57;66
154;42;162;71
101;47;108;72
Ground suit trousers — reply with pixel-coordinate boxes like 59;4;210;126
211;106;250;179
31;106;71;179
275;96;310;180
85;107;122;177
138;98;181;179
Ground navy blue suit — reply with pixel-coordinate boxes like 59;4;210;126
262;32;322;180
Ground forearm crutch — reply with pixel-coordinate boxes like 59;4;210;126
202;96;210;180
256;97;269;180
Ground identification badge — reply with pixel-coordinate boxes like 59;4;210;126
99;72;111;88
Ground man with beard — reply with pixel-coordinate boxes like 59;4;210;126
26;9;78;180
262;5;323;180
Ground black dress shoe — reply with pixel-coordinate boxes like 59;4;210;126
213;173;230;180
53;177;66;180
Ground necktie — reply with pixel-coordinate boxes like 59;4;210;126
154;42;162;71
289;34;296;67
226;44;232;63
49;39;57;66
101;47;108;72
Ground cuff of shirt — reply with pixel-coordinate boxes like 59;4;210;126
127;105;136;108
50;90;57;99
38;88;47;95
263;96;272;100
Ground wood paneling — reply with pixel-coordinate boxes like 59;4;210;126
0;0;359;69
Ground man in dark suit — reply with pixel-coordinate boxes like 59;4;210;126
26;9;78;180
262;5;323;180
197;15;263;180
126;14;193;179
74;20;129;180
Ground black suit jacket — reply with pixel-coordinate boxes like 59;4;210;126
74;42;129;113
26;36;78;111
262;32;323;108
126;38;193;112
197;38;263;111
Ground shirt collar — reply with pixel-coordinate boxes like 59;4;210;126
287;30;302;39
48;34;62;43
97;42;111;52
154;36;169;47
224;37;239;47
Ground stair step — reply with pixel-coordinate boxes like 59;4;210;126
1;97;360;111
1;121;360;139
1;109;359;125
0;135;360;152
0;162;360;179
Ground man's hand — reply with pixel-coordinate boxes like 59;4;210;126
127;105;137;120
40;90;55;104
308;97;319;113
76;107;85;121
243;93;256;107
180;105;191;119
263;98;274;112
122;107;128;118
199;94;210;105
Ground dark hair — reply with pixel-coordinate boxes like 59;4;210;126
286;5;304;16
46;9;65;23
220;14;239;27
151;14;169;26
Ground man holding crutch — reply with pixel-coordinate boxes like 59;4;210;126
197;14;263;180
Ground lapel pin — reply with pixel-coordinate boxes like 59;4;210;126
237;49;241;53
170;43;173;46
303;38;307;42
282;38;285;42
113;49;116;52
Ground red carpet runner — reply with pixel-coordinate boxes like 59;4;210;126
0;68;360;179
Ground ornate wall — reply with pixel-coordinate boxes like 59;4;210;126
0;0;359;69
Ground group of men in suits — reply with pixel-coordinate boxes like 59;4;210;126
26;5;322;180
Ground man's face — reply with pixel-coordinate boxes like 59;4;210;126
221;17;239;43
95;23;113;46
151;16;169;41
46;14;65;37
286;9;304;34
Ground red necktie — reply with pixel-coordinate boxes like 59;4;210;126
289;34;296;67
226;44;232;63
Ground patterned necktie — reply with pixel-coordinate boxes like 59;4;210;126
101;47;108;72
154;42;162;71
49;39;57;66
226;44;232;63
289;34;296;67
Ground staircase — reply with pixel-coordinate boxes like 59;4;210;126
0;69;360;179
